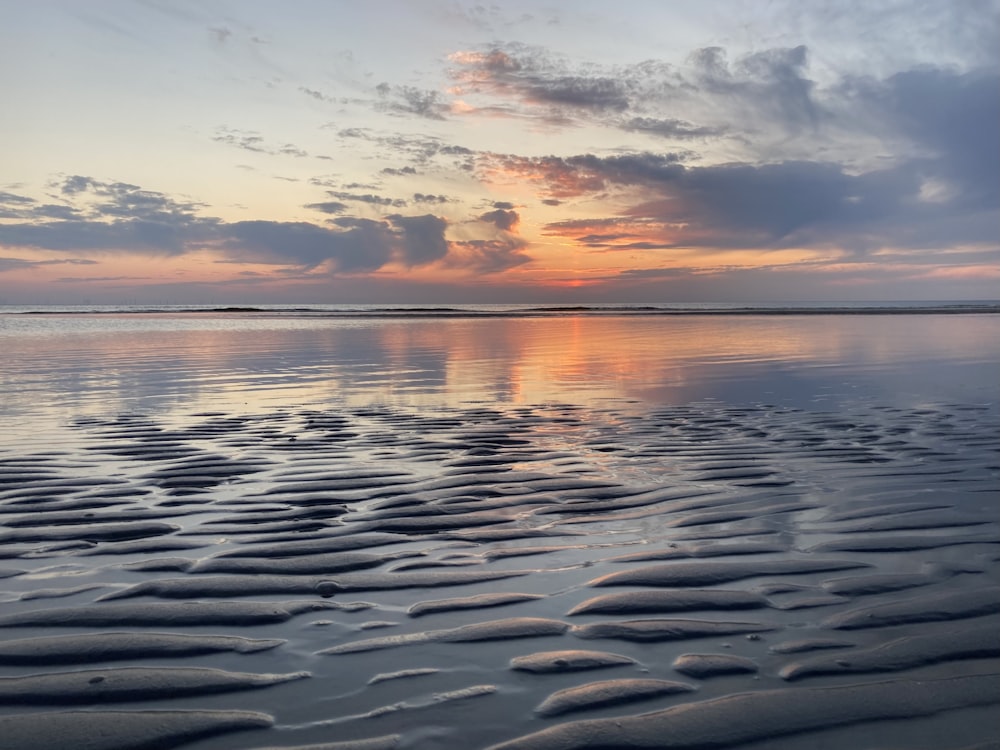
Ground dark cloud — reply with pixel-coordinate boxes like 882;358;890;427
304;201;349;214
450;46;631;113
0;191;37;205
60;175;102;195
0;176;465;276
222;213;459;271
34;204;83;220
413;193;451;204
537;77;629;111
325;190;407;208
478;151;686;199
0;190;39;219
217;215;453;271
1;178;212;253
0;219;205;254
223;220;392;271
689;45;820;134
881;67;1000;207
478;208;520;231
448;42;835;147
381;166;418;176
387;214;450;265
622;117;727;139
63;178;204;222
503;63;998;255
529;128;995;254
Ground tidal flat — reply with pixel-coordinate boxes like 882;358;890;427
0;310;998;750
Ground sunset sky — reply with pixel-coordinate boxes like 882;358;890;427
1;0;998;304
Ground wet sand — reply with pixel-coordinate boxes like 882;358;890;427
1;312;999;749
1;398;998;750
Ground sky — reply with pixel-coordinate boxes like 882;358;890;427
1;0;998;304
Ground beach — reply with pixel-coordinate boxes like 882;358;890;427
1;308;998;750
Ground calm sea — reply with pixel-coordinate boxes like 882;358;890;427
1;302;998;750
1;302;998;428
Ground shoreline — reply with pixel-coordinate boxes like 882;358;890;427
4;304;1000;318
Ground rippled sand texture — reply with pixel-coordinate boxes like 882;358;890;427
1;401;998;750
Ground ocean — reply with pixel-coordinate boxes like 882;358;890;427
0;303;998;749
2;302;998;424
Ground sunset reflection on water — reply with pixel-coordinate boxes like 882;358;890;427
1;313;997;427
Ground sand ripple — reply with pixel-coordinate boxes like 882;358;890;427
1;401;997;748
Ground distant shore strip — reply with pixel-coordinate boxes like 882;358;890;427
6;304;1000;318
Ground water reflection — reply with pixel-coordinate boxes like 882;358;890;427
1;314;997;426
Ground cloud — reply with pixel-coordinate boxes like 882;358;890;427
33;204;83;220
0;220;210;254
878;67;1000;207
448;38;993;171
0;176;465;276
323;190;407;208
621;116;727;140
0;191;35;205
449;46;632;114
300;86;334;102
687;45;820;134
55;275;150;283
209;26;232;44
0;256;98;273
375;83;449;120
477;152;686;199
478;208;520;231
446;236;532;274
222;220;392;271
213;129;267;153
304;201;349;214
213;128;311;158
474;58;998;259
0;177;217;255
331;128;474;166
217;215;453;271
532;153;994;256
442;204;531;274
223;214;464;271
39;176;203;222
413;193;451;204
0;190;42;219
386;214;450;266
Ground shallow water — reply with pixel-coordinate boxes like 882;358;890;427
0;312;998;750
2;313;998;421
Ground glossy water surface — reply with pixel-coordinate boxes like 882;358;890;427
2;313;997;426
